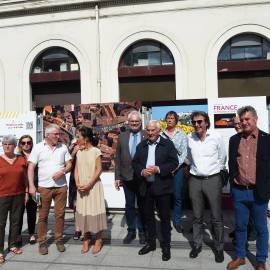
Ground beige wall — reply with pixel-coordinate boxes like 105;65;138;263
0;0;270;111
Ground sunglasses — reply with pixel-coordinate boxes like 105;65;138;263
191;120;204;126
21;141;32;145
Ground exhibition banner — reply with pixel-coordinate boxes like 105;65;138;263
208;96;268;193
0;111;37;154
42;102;141;208
208;96;268;150
42;102;141;172
151;103;208;134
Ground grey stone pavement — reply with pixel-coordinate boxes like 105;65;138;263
1;209;270;270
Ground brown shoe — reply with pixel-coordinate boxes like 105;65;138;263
227;257;246;270
39;243;48;255
92;239;103;254
56;241;66;252
81;239;91;254
255;262;267;270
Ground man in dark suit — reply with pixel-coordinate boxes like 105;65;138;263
227;106;270;270
133;120;179;261
114;111;147;244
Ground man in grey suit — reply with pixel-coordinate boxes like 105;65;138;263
115;111;147;244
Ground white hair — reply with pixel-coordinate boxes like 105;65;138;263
147;120;160;130
45;124;60;137
2;134;17;146
128;110;142;121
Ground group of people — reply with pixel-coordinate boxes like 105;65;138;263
0;105;269;270
115;106;270;270
0;123;107;263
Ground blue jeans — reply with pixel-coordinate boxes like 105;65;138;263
122;180;145;233
173;167;184;225
232;186;269;262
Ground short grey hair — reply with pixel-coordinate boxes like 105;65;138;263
45;124;60;137
237;106;258;118
128;110;142;121
2;135;17;146
147;120;160;130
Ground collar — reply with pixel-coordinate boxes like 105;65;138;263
192;129;210;140
164;128;179;137
43;139;60;147
129;128;141;134
147;136;160;145
242;127;259;139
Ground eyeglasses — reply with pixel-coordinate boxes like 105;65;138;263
21;141;32;145
191;120;204;126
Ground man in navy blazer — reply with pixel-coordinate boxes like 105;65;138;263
133;120;179;261
227;106;270;270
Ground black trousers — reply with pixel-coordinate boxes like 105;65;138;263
143;188;172;249
19;195;37;236
122;179;146;233
0;194;24;253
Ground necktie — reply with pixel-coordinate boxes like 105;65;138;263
131;133;138;158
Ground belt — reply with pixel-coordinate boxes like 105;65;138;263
190;173;220;180
233;183;256;190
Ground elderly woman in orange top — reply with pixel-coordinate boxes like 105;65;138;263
0;135;28;264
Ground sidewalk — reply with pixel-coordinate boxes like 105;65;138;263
1;210;269;270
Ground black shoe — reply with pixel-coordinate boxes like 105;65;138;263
174;223;183;233
229;231;235;239
123;232;136;244
215;250;224;263
162;247;171;261
138;244;156;255
138;233;146;245
189;246;202;258
73;231;82;240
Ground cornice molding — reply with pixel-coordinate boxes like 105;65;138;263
0;0;269;19
0;0;175;18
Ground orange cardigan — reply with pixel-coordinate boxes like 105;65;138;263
0;156;27;197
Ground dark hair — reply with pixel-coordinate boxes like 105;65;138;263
18;135;33;154
237;105;257;118
191;111;210;129
165;111;179;124
78;126;99;146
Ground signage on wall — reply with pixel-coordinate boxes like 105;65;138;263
0;111;37;154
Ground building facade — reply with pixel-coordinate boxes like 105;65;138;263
0;0;270;111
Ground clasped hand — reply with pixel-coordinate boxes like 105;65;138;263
143;165;159;177
78;182;94;193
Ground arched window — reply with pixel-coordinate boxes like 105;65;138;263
217;34;270;98
118;40;176;102
218;34;270;61
30;47;81;109
119;40;174;67
32;47;79;73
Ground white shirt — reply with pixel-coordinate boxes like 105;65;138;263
145;137;160;182
187;130;226;176
29;140;72;188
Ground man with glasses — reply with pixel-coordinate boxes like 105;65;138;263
114;111;147;244
28;124;72;255
187;111;226;263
